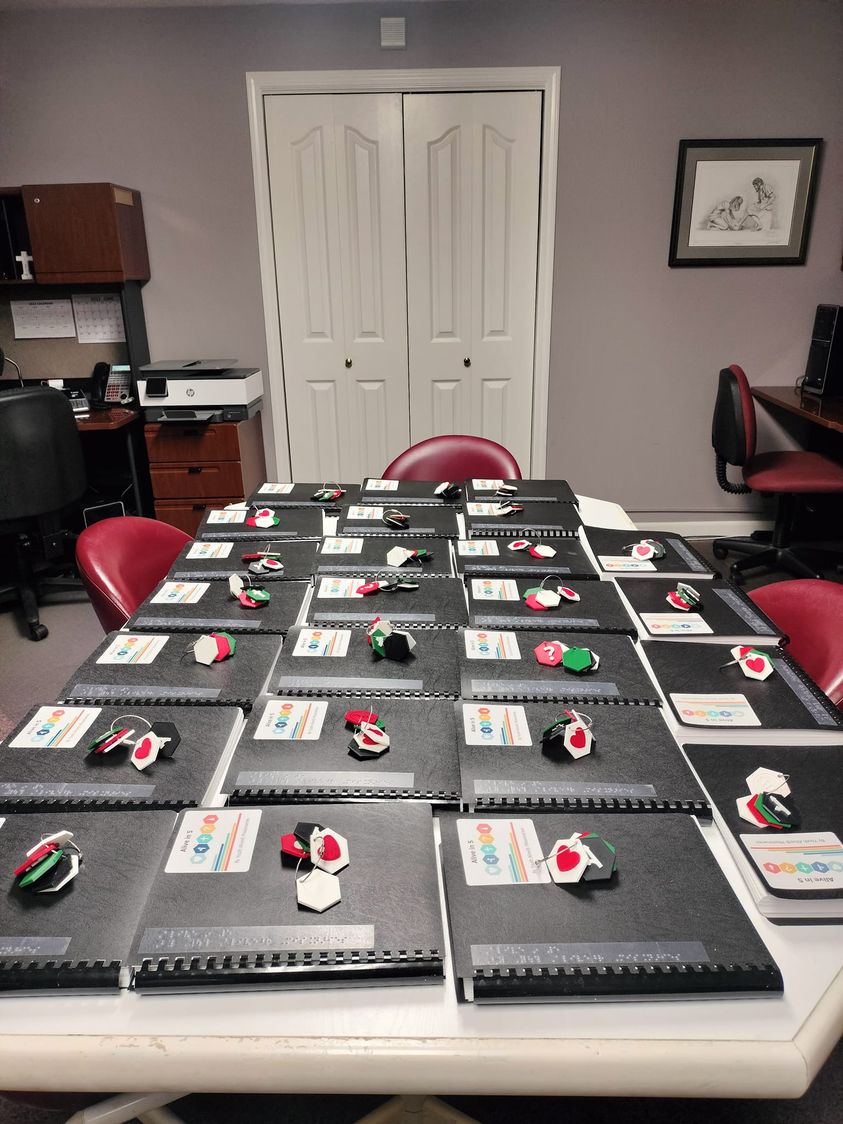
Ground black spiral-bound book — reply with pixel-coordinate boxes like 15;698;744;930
60;631;282;711
126;579;308;635
642;641;843;744
466;577;633;634
458;629;660;706
359;478;466;505
274;626;460;699
196;506;324;542
316;536;453;579
581;527;715;579
0;703;244;812
453;537;597;581
437;811;783;1002
464;501;581;539
131;802;444;991
0;810;176;993
170;539;319;583
616;578;782;645
456;702;707;814
308;576;468;630
247;482;361;508
336;504;461;539
465;478;577;505
225;697;460;804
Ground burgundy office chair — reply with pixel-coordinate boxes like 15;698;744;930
76;516;192;632
711;364;843;583
384;435;521;481
749;580;843;707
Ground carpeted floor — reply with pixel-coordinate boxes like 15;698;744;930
0;542;841;1123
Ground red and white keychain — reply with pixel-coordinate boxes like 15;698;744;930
291;825;350;912
506;539;557;559
247;505;280;529
229;573;271;608
721;645;774;681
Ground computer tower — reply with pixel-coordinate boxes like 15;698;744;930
802;304;843;397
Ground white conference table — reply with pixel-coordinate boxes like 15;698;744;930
1;496;841;1100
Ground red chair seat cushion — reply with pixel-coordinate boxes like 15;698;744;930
743;451;843;494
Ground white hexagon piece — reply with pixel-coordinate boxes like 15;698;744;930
296;867;342;912
310;829;350;874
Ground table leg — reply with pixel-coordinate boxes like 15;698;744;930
126;425;143;516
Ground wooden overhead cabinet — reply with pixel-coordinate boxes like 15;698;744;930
22;183;150;283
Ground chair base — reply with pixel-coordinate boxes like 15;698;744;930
712;536;824;584
0;529;82;641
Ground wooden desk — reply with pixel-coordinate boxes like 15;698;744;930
76;405;145;514
753;385;843;435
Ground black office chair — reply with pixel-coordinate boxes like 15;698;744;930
0;384;87;640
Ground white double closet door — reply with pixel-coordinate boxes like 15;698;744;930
265;90;541;480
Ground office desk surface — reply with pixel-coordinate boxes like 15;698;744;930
76;406;139;432
753;385;843;435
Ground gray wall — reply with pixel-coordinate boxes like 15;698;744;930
1;0;841;520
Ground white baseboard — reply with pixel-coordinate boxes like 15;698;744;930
633;519;775;539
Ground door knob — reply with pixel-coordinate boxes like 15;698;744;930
463;357;471;367
345;358;353;369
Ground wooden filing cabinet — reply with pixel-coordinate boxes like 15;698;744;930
145;413;266;536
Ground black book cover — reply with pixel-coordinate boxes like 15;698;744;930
465;478;577;505
467;577;633;634
465;500;581;539
225;697;460;803
170;539;319;583
127;579;308;635
61;631;282;711
456;702;707;814
316;535;453;579
359;478;466;505
616;578;782;642
197;506;324;541
308;576;468;630
582;527;715;578
247;483;361;508
0;810;175;992
459;629;660;706
685;743;843;900
453;537;597;581
643;641;843;733
0;703;243;812
131;803;444;990
275;626;460;699
438;810;782;1001
337;503;461;539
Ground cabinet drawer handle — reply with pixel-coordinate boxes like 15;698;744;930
187;466;203;474
192;504;207;512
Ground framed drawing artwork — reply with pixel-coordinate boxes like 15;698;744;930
669;138;822;267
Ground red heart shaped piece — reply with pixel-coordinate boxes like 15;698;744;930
568;725;587;750
633;545;651;559
746;656;766;673
319;834;341;861
554;846;580;873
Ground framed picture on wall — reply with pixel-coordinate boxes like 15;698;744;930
669;138;822;267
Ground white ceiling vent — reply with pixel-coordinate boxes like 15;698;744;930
380;17;406;49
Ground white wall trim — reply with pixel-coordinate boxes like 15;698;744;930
246;66;561;479
630;519;775;538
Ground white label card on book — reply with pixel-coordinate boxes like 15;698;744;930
462;704;532;746
186;542;233;560
165;809;262;873
151;581;209;605
457;540;499;557
255;699;328;741
472;479;505;491
321;537;363;554
640;613;713;636
670;693;761;727
292;629;351;657
10;706;101;749
598;555;657;572
467;503;500;516
470;578;520;602
317;577;364;599
207;510;246;525
364;479;400;491
258;483;295;494
346;506;383;520
458;818;550;885
464;630;522;660
96;634;169;665
741;832;843;892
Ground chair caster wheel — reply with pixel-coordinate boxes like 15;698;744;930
730;570;745;587
712;545;728;560
29;623;49;641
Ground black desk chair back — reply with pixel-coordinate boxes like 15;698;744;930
0;385;87;639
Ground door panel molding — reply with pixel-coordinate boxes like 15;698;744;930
248;67;559;477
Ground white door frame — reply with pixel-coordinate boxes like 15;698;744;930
247;66;560;479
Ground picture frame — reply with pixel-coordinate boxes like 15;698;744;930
669;138;822;267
